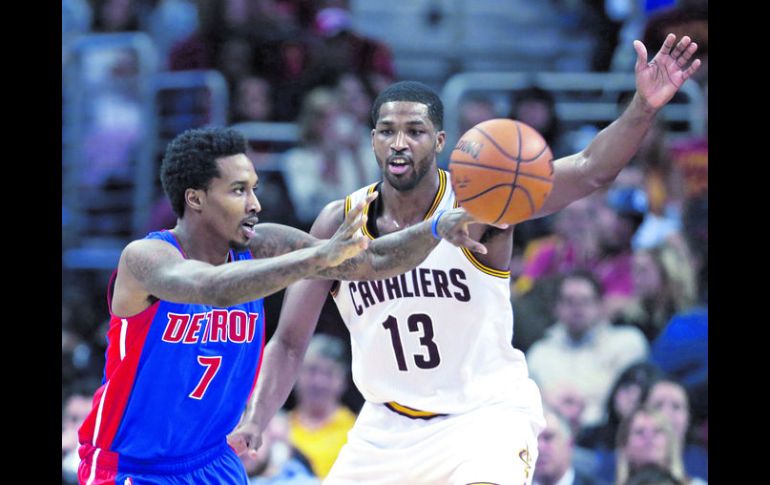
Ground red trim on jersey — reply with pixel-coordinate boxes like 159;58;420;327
78;443;119;484
79;302;160;450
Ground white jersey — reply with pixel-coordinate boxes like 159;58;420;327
332;169;542;418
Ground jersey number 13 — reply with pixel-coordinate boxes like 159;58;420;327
382;313;441;371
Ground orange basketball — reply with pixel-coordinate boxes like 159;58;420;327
449;118;554;225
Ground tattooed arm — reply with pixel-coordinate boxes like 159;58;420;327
110;197;373;315
249;199;488;281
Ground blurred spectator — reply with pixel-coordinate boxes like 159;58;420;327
577;361;664;479
241;411;320;485
62;382;98;484
615;406;706;485
146;0;199;69
282;87;378;223
644;379;707;481
533;407;607;485
650;307;707;394
79;49;144;191
288;334;356;479
527;270;648;427
624;463;685;485
459;94;498;135
305;0;396;92
332;71;380;179
594;182;647;321
615;241;697;342
514;197;600;297
231;75;275;123
334;71;374;128
511;196;601;352
91;0;141;32
509;87;570;158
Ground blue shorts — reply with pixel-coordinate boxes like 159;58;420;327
78;442;248;484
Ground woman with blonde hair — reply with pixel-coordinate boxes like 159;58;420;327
615;240;697;341
615;406;706;485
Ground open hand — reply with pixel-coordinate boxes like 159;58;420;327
634;33;702;110
320;192;378;266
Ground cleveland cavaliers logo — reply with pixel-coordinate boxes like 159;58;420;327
518;445;532;483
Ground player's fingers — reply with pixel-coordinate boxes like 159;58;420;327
683;58;702;80
633;40;648;71
677;42;698;68
657;33;677;56
670;35;690;59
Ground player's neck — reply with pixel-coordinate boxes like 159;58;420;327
380;169;441;229
170;221;230;265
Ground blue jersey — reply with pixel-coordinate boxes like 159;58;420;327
78;230;265;477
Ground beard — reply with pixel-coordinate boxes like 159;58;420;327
380;155;434;192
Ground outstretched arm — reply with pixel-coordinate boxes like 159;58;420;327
535;33;701;217
112;197;374;315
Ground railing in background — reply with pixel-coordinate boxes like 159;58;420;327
440;71;706;165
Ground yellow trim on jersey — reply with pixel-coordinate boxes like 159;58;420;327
360;184;378;240
343;195;352;217
385;401;445;419
460;247;510;279
422;169;448;220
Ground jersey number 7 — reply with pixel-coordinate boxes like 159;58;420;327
189;355;222;399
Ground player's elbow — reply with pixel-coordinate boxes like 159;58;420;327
579;150;622;190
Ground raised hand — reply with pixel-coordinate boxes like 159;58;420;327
436;207;505;255
318;192;378;266
634;33;702;110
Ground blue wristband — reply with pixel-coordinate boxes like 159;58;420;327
431;209;446;240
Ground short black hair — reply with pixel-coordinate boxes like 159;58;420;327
371;81;444;129
161;127;247;218
559;269;604;299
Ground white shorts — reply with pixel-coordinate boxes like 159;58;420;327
324;399;544;485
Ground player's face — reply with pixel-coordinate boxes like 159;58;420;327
202;154;261;250
372;101;446;191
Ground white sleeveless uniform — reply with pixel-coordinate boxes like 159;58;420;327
326;170;545;485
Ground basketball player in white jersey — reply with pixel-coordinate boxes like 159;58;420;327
229;35;701;484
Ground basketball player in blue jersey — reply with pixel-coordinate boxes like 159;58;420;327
77;126;492;485
233;35;701;484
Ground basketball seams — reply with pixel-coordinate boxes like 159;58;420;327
449;119;553;224
472;124;545;164
450;161;552;183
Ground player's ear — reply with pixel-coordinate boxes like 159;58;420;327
435;130;446;153
185;188;205;213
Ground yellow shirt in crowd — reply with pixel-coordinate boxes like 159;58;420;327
288;406;357;478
